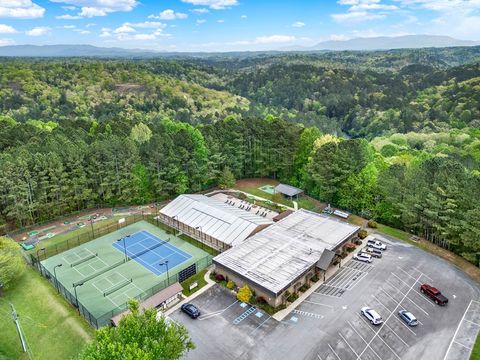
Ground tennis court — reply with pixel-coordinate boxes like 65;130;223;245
40;221;211;327
112;230;192;276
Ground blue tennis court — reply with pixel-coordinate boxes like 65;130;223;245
112;230;192;276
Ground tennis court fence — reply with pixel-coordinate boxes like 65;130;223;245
33;253;213;328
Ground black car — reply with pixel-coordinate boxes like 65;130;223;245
181;303;200;319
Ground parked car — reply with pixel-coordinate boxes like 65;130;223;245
367;239;387;251
420;284;448;306
361;306;383;325
353;252;373;263
181;303;201;318
398;310;418;326
364;247;382;258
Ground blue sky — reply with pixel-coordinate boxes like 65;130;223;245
0;0;479;51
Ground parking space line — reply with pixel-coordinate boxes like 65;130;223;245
392;314;418;335
464;319;480;327
303;300;334;310
198;300;239;321
444;299;478;360
312;290;344;299
396;267;417;281
372;295;394;311
338;332;360;358
384;323;409;346
411;267;434;282
357;273;423;360
328;344;342;360
390;273;436;305
251;314;272;335
366;299;415;341
317;354;323;360
356;313;380;335
453;340;473;350
347;321;382;360
381;286;430;316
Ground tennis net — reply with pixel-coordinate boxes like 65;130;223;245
70;253;97;267
130;239;169;260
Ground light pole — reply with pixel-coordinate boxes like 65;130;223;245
117;235;129;262
73;282;84;315
89;218;95;237
159;261;170;286
53;264;63;293
195;226;205;250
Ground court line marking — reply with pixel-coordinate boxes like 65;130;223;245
443;300;479;360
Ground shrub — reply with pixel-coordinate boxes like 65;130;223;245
299;284;309;292
286;293;299;303
358;229;368;239
237;285;253;303
367;220;378;228
237;192;247;200
310;275;319;283
215;274;225;282
226;280;235;289
354;238;363;245
346;246;355;253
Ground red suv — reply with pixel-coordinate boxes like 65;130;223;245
420;284;448;306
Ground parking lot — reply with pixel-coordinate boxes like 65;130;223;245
170;235;480;360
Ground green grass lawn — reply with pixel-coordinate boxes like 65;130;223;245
470;333;480;360
0;267;93;360
375;223;412;242
181;269;208;296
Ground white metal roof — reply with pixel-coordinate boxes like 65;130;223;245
160;194;272;246
213;209;359;295
274;183;303;197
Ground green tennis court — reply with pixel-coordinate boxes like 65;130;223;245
40;220;211;327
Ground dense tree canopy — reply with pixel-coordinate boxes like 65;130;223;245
1;48;480;265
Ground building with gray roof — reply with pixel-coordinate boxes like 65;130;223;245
158;194;272;251
213;209;360;307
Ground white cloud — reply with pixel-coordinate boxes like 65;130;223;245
61;24;76;29
56;14;81;19
0;24;16;33
332;11;386;22
99;27;111;37
132;33;156;40
255;35;296;44
61;5;76;11
196;19;206;24
130;21;166;29
181;0;238;10
0;38;14;45
191;8;209;13
0;0;45;19
114;24;136;34
26;26;50;36
217;19;224;23
86;22;96;27
149;9;188;20
74;29;90;34
50;0;138;18
292;21;305;28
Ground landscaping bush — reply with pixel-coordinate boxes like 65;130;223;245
215;274;225;282
237;285;253;303
310;275;319;282
226;280;235;289
367;220;378;228
237;192;247;200
358;229;368;239
299;284;310;292
286;293;299;303
354;238;363;245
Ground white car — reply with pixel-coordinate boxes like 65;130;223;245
361;306;383;325
353;252;373;263
367;239;387;251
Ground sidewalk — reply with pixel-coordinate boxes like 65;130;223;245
272;248;360;321
163;268;216;317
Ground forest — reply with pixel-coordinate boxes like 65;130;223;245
0;46;479;265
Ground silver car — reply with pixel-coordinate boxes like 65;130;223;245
361;306;383;325
398;310;418;326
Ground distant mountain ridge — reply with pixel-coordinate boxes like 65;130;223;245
305;35;480;51
0;35;479;57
